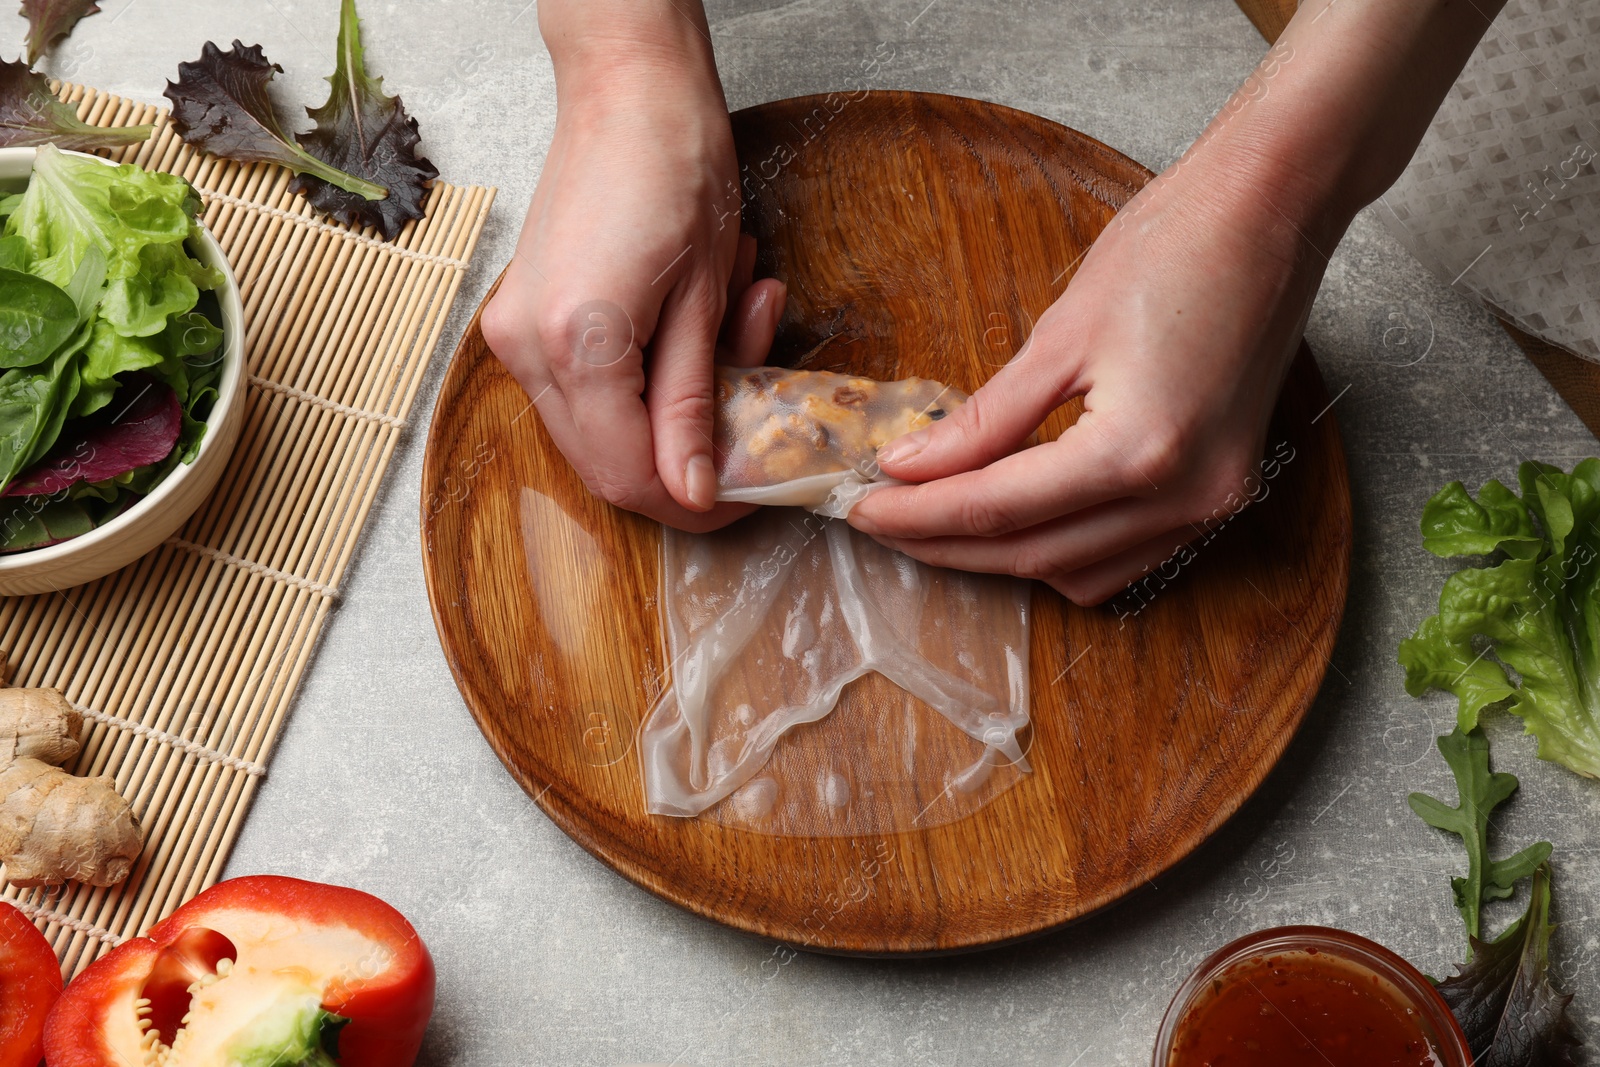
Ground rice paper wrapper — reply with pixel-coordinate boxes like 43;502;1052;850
713;365;965;517
641;508;1031;836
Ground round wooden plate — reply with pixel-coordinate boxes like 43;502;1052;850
421;92;1351;954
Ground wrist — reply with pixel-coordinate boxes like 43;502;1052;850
1142;113;1356;269
1201;0;1508;227
541;1;724;110
1222;61;1400;230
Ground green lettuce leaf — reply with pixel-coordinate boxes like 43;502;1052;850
99;240;221;339
0;146;224;499
5;144;221;335
72;319;162;418
74;305;224;420
1421;479;1543;559
1400;462;1600;778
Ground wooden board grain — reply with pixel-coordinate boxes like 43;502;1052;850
421;92;1351;954
1513;321;1600;438
1234;0;1299;41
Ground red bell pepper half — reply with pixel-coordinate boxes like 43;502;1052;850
0;901;62;1067
44;876;434;1067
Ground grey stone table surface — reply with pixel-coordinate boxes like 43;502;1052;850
48;0;1600;1064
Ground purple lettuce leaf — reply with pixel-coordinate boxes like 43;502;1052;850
4;373;180;497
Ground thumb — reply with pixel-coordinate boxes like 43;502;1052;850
877;332;1083;481
647;273;725;512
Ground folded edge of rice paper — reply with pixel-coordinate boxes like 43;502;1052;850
640;509;1031;833
713;366;966;515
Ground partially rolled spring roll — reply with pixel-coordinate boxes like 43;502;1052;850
713;365;966;516
638;365;1030;833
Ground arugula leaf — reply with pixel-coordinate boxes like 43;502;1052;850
19;0;100;65
0;265;77;367
0;59;152;150
164;41;389;203
1408;727;1552;942
1401;462;1600;778
1435;864;1581;1067
289;0;437;240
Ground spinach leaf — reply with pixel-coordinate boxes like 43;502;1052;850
5;375;181;496
0;234;26;271
0;335;82;489
0;494;96;552
0;265;77;368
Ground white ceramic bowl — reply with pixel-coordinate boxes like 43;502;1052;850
0;147;244;596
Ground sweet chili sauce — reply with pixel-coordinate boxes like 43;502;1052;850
1154;927;1471;1067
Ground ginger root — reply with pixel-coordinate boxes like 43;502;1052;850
0;688;143;887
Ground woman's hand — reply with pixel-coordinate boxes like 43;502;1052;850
483;1;783;531
845;152;1337;605
846;0;1505;605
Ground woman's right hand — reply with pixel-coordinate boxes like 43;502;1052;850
483;1;784;531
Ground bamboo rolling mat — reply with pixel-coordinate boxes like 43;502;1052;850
0;83;495;977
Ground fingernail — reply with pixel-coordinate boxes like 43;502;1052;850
686;454;716;510
849;510;879;534
878;430;927;467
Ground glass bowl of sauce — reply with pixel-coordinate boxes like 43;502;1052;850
1153;926;1471;1067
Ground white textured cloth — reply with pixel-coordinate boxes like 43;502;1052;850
1380;0;1600;361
